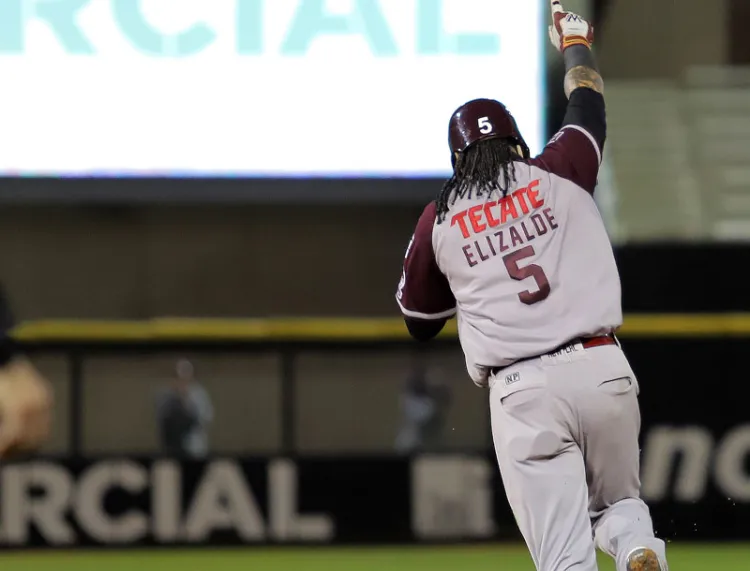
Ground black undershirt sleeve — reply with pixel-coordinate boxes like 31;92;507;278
562;87;606;151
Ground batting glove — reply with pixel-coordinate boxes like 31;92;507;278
549;0;594;52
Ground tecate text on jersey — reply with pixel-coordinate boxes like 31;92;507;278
450;179;560;268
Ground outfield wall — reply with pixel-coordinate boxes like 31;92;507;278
0;433;747;549
2;243;748;547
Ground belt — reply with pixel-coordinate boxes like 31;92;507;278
489;334;616;377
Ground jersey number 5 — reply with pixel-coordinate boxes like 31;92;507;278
503;245;551;305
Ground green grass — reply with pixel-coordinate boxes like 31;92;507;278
0;544;746;570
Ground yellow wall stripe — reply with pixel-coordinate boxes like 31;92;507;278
9;314;750;342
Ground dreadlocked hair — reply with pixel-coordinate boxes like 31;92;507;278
435;137;519;223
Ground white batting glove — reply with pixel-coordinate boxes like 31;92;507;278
549;0;595;52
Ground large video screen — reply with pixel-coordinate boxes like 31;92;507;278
0;0;545;178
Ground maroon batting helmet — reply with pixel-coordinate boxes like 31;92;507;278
448;99;529;163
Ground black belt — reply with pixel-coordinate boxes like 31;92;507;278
490;334;617;377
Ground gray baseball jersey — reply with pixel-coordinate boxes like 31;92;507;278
397;125;621;387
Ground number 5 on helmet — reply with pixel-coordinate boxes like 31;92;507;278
448;99;530;169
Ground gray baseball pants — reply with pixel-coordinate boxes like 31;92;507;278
489;342;668;571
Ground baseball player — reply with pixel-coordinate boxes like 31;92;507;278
0;284;52;457
395;2;668;570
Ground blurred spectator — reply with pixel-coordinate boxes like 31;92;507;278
155;359;213;458
395;351;451;454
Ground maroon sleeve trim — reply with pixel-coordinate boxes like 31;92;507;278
530;124;602;194
395;202;457;320
560;124;601;164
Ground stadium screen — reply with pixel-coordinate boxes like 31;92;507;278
0;0;545;179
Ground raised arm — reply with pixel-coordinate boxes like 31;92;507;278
532;1;605;194
549;0;604;99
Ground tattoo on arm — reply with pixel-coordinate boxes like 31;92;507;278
564;65;604;98
562;44;604;98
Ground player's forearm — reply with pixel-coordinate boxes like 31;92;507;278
560;44;606;151
563;45;603;99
